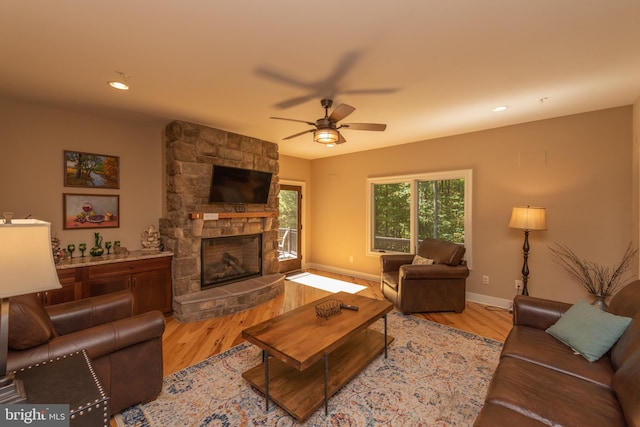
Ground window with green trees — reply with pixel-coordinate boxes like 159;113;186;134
367;169;472;265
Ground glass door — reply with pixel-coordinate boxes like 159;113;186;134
278;184;302;272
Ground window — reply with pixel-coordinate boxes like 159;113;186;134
366;169;472;267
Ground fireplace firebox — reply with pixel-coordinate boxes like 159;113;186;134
201;234;262;289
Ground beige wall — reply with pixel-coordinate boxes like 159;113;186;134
0;97;166;251
291;107;634;305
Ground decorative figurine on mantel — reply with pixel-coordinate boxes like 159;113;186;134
141;225;162;252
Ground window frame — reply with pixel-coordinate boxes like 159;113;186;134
366;169;473;269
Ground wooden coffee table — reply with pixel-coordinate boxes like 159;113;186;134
242;292;394;422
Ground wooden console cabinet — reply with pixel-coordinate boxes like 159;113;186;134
45;252;173;315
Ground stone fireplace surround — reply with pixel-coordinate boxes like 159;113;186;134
159;121;284;322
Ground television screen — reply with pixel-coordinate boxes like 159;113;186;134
208;165;272;204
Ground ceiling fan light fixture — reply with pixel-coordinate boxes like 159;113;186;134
314;128;339;144
272;99;386;145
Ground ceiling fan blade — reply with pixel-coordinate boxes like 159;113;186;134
270;116;316;126
274;95;316;109
342;88;400;95
282;129;315;140
329;103;355;122
336;132;347;144
341;123;387;131
255;67;311;89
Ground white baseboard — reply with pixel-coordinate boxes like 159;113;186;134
304;263;380;282
465;292;512;310
304;263;513;309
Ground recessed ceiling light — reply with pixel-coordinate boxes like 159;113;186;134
491;106;508;112
107;71;131;91
107;81;130;91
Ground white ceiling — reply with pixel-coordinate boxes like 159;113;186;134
1;1;639;159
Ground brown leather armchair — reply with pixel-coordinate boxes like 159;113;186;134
380;238;469;313
7;291;165;414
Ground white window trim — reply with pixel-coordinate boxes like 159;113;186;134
365;169;473;269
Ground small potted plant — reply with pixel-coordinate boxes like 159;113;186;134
549;242;637;309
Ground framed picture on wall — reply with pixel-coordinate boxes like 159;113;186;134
63;193;120;229
64;150;120;189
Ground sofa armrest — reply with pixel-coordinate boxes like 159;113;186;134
8;310;165;372
400;264;470;280
513;295;572;329
380;254;415;272
46;291;134;336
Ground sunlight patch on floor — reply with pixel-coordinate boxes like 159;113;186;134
286;272;367;294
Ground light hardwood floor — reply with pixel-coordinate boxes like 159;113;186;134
111;269;512;424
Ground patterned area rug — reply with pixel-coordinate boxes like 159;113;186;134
116;312;502;426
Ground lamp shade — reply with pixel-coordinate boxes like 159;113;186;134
0;219;61;298
508;206;547;231
314;128;339;144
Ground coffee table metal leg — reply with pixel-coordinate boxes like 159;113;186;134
263;350;270;411
384;313;388;358
323;353;329;415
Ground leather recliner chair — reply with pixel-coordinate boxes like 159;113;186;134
380;238;469;313
7;290;165;414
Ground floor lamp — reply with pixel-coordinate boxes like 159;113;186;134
0;216;62;402
508;206;547;296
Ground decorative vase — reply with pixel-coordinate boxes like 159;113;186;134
591;294;608;310
90;232;104;256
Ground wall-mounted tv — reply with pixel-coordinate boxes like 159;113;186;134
208;165;273;204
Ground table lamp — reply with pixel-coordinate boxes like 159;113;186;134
508;206;547;296
0;216;62;402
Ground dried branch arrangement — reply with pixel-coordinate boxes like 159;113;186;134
549;242;637;297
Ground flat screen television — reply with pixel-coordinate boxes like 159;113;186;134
208;165;273;204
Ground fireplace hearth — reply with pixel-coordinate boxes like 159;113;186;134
201;234;262;289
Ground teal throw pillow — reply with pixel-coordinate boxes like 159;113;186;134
546;300;632;362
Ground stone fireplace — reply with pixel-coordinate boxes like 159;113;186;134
159;121;285;322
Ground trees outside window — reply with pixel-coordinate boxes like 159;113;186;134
373;182;411;252
278;189;298;230
417;178;465;244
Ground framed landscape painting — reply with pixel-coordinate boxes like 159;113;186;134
63;194;119;229
64;150;120;189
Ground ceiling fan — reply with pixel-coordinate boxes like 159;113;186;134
270;98;387;146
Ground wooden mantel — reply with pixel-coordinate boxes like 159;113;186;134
189;212;278;220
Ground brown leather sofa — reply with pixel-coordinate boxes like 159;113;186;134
380;238;469;313
7;291;165;414
474;280;640;426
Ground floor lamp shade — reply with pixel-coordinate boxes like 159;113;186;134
508;206;547;231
